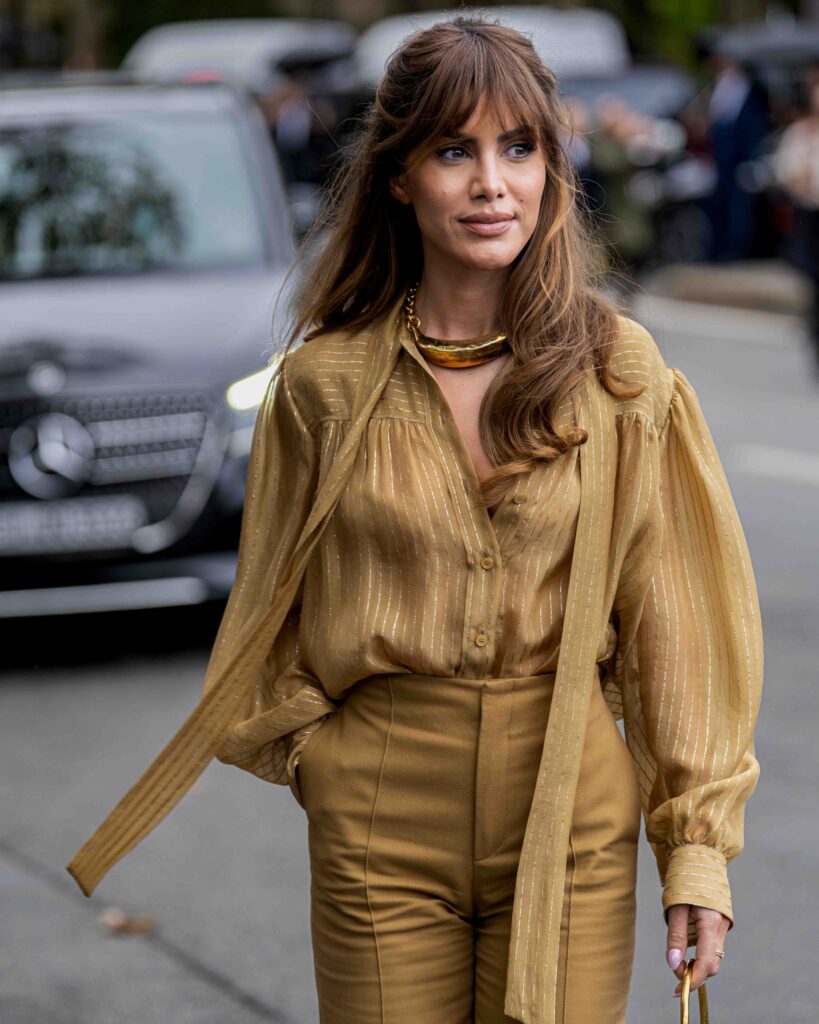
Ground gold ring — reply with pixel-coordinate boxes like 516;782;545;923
715;950;725;958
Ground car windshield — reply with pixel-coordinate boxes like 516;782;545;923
0;111;267;280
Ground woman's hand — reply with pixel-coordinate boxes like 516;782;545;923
665;903;731;997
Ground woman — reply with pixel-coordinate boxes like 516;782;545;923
67;17;764;1024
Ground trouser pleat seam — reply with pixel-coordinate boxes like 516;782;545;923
557;822;577;1024
363;677;394;1024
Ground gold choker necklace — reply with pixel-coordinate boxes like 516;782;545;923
403;281;511;368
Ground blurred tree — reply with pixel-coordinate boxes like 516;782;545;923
63;0;106;68
109;1;275;66
3;0;27;67
1;0;63;67
596;0;800;66
18;0;809;75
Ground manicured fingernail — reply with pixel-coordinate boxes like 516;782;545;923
667;948;683;970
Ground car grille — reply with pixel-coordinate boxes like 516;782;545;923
0;388;229;556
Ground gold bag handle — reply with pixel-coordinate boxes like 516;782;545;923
680;958;710;1024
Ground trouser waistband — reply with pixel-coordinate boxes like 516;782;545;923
349;669;558;691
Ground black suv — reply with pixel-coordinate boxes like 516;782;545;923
0;74;296;619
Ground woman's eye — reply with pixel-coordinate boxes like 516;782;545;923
436;140;536;161
437;145;467;160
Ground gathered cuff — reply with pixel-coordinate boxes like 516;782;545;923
662;844;734;942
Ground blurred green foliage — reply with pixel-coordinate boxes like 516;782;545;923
109;1;275;65
603;0;720;66
46;0;805;72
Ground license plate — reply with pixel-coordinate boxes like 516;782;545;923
0;494;149;554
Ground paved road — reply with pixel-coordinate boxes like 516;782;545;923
1;299;816;1023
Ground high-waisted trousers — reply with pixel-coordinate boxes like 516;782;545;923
294;670;642;1024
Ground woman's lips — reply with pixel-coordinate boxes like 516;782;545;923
458;218;513;236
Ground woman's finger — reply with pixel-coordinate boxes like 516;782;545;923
665;903;691;982
673;908;727;995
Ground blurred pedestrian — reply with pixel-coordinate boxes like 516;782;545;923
259;65;340;188
771;61;819;371
696;46;771;261
586;95;656;271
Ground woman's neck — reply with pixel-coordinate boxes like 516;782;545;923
413;268;508;340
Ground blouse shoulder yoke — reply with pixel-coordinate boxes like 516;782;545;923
610;315;675;433
282;326;375;433
285;313;677;438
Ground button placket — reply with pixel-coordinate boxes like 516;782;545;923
500;488;538;561
413;363;505;672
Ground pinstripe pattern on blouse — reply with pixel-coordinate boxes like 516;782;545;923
66;293;763;1024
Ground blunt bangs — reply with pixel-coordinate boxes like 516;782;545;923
400;34;552;170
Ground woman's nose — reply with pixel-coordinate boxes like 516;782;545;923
471;155;506;199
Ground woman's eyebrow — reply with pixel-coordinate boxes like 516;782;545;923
441;125;533;144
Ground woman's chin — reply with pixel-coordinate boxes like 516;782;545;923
454;250;523;272
437;240;521;270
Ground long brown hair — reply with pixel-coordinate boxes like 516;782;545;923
270;14;643;511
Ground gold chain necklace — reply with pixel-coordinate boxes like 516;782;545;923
403;280;511;368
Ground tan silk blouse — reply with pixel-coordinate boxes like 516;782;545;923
67;292;764;1024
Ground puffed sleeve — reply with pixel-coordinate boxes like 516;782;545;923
65;352;338;897
612;367;764;943
202;352;338;800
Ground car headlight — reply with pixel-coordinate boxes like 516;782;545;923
225;354;283;412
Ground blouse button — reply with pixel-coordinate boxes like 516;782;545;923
480;555;494;570
512;494;526;504
474;632;489;647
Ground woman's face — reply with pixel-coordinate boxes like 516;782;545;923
390;97;547;273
